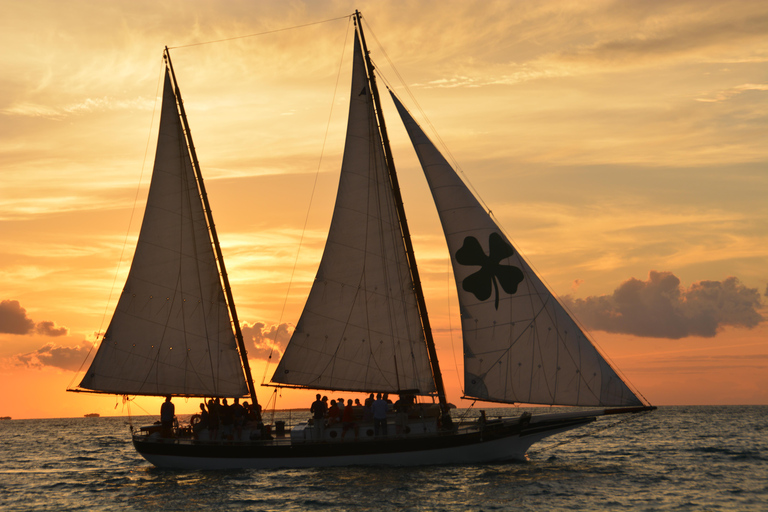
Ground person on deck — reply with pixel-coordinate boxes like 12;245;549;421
327;400;341;426
192;402;208;439
232;398;245;440
243;401;257;425
363;393;374;423
310;394;327;441
394;394;413;436
373;393;388;436
160;396;175;438
207;399;220;441
220;398;234;440
342;399;357;441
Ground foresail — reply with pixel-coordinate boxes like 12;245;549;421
270;33;436;395
78;68;249;398
391;93;642;407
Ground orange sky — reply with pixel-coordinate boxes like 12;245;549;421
1;0;767;419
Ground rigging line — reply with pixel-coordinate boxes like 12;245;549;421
492;214;645;404
66;57;166;392
532;254;648;404
261;388;278;421
361;18;489;212
125;395;157;420
561;292;650;405
168;15;352;49
260;15;353;386
528;409;652;456
457;400;477;422
446;257;463;395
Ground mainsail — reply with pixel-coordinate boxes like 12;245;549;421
391;93;642;407
78;66;249;398
270;32;437;395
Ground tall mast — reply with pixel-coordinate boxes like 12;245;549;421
353;13;451;422
163;48;260;417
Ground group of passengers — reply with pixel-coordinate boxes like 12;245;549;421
309;392;416;441
310;394;359;441
190;397;261;441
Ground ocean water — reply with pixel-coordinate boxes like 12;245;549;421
1;406;766;511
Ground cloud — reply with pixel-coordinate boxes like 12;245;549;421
695;83;768;103
241;321;291;361
13;342;91;371
1;96;155;119
562;271;764;339
412;68;569;89
0;299;69;336
553;11;768;66
35;321;68;337
0;300;35;334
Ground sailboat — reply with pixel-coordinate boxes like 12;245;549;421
71;12;653;470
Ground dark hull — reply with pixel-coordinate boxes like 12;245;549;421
133;414;596;469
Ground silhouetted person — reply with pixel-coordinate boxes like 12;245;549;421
207;398;220;440
232;398;245;440
328;399;341;426
363;393;374;423
193;402;208;439
394;395;407;436
220;398;234;439
342;399;357;440
373;393;387;436
160;395;175;437
310;393;327;441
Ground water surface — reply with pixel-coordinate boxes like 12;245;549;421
1;406;766;511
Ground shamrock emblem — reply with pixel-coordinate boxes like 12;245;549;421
455;233;524;309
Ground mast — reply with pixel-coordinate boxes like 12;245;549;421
353;13;451;422
163;48;260;417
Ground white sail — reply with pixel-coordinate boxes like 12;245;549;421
271;33;436;395
78;68;249;398
391;93;641;407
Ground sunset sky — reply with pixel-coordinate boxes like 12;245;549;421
1;0;766;420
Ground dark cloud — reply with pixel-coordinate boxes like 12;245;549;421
241;321;291;361
0;300;35;334
35;321;68;337
562;271;764;339
555;12;768;65
0;299;69;336
14;342;91;371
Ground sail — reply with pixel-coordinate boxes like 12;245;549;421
78;68;249;398
270;33;437;395
391;93;642;407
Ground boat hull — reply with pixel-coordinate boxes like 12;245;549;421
133;415;594;470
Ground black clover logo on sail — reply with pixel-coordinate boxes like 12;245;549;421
455;233;524;309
